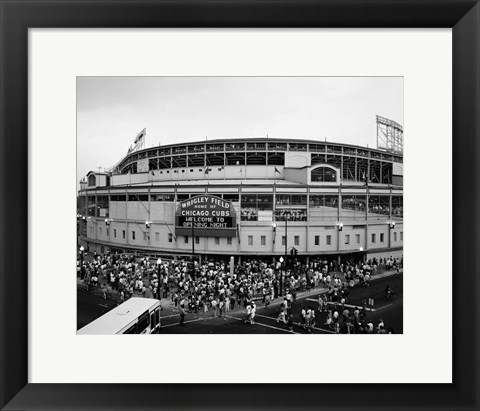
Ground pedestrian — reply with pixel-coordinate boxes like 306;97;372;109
318;295;324;312
211;298;218;317
219;299;225;318
179;304;185;326
244;303;252;324
300;306;306;329
305;307;312;333
287;311;294;332
276;300;287;324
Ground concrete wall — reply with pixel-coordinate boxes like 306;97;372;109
111;173;149;186
284;168;308;184
148;165;285;182
284;152;310;168
83;215;403;257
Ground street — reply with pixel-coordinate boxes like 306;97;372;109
78;273;402;334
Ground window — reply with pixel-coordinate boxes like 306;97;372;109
122;230;125;239
309;195;338;221
88;174;96;187
144;232;148;241
380;233;384;243
132;231;136;240
241;194;273;221
248;235;253;246
128;194;149;202
356;234;360;244
371;233;376;243
345;234;350;245
123;324;137;334
106;228;109;237
227;237;232;245
87;195;96;216
223;194;239;202
114;229;117;238
195;236;200;244
392;196;403;218
110;195;126;201
368;195;390;217
294;236;299;246
314;235;320;246
150;194;174;202
275;209;307;222
400;232;403;241
394;232;397;241
261;236;266;246
311;166;337;182
184;236;188;244
341;195;366;220
275;194;307;207
137;312;150;334
282;236;286;246
168;233;173;243
155;232;160;242
215;237;220;245
326;235;331;246
99;227;102;237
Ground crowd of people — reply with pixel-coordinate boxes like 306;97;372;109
77;249;402;333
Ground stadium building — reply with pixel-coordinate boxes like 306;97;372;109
78;128;403;265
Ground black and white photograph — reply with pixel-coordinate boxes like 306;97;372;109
76;76;404;335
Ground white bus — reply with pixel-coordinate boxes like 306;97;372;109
77;297;161;335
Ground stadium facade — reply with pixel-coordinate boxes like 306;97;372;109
77;137;403;264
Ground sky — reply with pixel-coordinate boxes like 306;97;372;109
77;77;403;182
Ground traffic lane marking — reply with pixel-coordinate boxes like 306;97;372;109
161;317;213;328
225;315;299;334
306;299;377;312
374;302;394;311
254;313;335;334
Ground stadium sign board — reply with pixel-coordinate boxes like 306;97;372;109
175;195;237;237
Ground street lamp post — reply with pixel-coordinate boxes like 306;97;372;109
79;245;85;279
191;222;195;277
388;221;395;249
279;256;284;297
156;258;162;299
283;213;289;296
145;220;151;241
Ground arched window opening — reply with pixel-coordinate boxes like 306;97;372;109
88;174;96;187
311;166;337;182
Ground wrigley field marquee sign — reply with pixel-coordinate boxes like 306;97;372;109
175;195;237;237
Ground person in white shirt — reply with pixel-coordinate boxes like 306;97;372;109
250;302;256;325
300;306;307;329
244;304;252;324
276;300;287;324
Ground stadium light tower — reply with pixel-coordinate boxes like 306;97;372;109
376;115;403;154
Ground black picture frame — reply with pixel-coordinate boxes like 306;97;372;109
1;1;479;410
